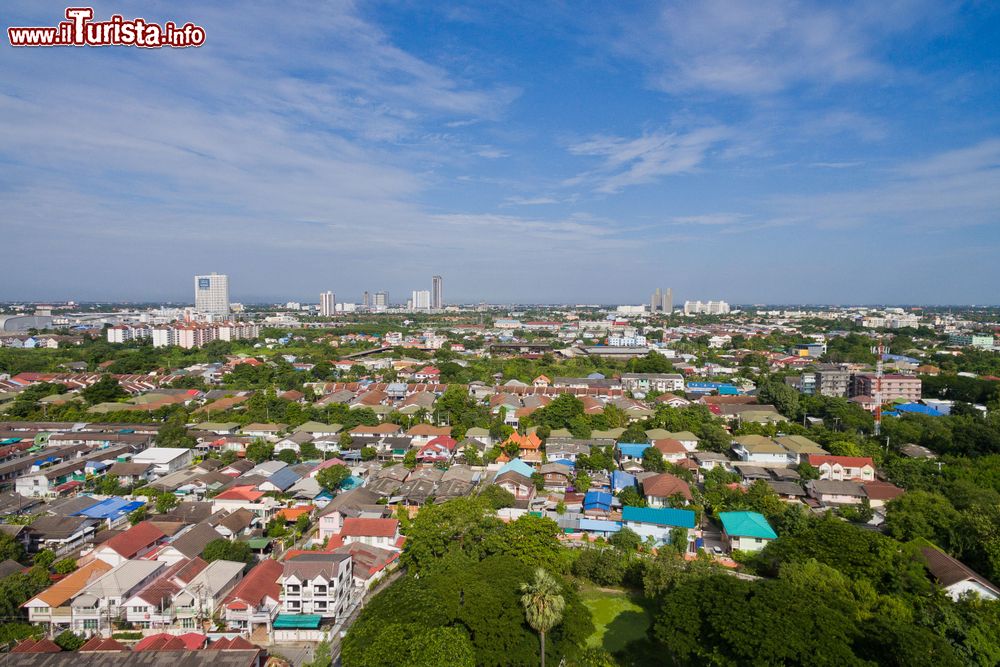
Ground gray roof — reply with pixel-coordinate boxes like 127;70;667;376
282;552;350;581
168;523;224;558
0;652;261;666
316;487;382;518
261;467;302;491
808;479;865;497
766;480;806;496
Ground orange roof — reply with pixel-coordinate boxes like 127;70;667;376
505;431;542;450
653;438;687;454
214;485;265;502
278;505;315;522
80;637;127;652
28;559;113;608
406;423;451;436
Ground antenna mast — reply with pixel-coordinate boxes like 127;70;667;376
874;340;886;436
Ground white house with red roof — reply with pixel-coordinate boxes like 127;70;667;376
88;521;167;567
413;366;441;381
223;559;283;635
807;455;876;481
416;436;457;463
340;517;402;551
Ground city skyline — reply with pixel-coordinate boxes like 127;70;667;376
3;1;999;305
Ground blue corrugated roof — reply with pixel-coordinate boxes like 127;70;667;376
265;467;302;491
611;470;636;490
888;403;944;417
75;497;144;519
579;518;622;533
583;491;612;510
616;443;649;458
550;459;575;468
622;505;696;529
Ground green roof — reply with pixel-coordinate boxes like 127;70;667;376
719;511;777;540
245;537;271;549
273;614;323;629
293;421;343;434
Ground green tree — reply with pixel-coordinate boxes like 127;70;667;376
642;446;666;472
361;446;379;461
609;527;642;552
156;417;196;448
0;532;27;564
317;464;351;493
53;558;77;575
81;375;126;405
884;491;961;546
520;568;566;667
54;630;85;651
201;538;254;564
618;486;645;508
245;438;274;463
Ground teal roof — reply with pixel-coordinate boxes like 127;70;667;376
718;511;777;540
621;505;695;529
497;458;534;478
274;614;323;629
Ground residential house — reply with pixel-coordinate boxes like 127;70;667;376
71;559;165;635
133;448;194;478
651;438;687;463
494;470;535;502
25;515;99;554
106;462;154;487
861;480;905;509
171;559;246;630
156;522;225;565
316;487;382;541
807;479;866;506
122;557;208;628
621;506;696;546
718;511;777;553
340;517;401;551
416;436;457;464
89;521;167;566
240;424;288;440
732;435;790;466
223;558;283;635
774;435;828;464
24;559;113;631
280;552;353;618
920;547;999;601
641;473;692;507
544;441;591;463
807;455;876;481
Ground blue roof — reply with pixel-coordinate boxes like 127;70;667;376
265;467;302;491
719;511;777;539
616;443;649;458
583;491;613;510
550;459;575;468
611;470;636;491
622;505;696;529
273;614;322;629
579;518;622;533
498;458;535;478
76;497;144;519
888;403;945;417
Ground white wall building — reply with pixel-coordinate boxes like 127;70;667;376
194;273;230;316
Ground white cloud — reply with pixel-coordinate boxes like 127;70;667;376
566;126;733;193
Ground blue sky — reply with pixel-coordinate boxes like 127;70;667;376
2;1;999;305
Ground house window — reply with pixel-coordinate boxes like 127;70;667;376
285;584;300;594
181;618;196;629
314;585;327;595
83;619;98;630
754;538;762;544
315;601;327;611
287;601;300;611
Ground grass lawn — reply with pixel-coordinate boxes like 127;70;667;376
579;586;652;653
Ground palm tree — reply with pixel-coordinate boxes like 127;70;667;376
520;568;566;667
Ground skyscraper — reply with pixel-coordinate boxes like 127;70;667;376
362;291;370;308
411;290;431;310
431;275;443;310
651;287;672;313
320;291;336;317
194;273;229;316
373;291;389;308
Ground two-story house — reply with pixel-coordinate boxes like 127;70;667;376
807;455;876;481
223;559;283;636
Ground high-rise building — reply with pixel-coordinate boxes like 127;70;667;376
411;290;431;310
194;273;229;316
373;291;389;308
431;275;443;310
650;287;673;313
683;300;730;315
362;291;370;308
320;291;336;317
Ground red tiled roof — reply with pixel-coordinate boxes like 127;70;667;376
209;637;258;650
100;521;166;558
80;637;127;652
12;639;61;653
642;473;693;500
134;632;206;652
807;455;875;468
652;438;687;455
341;517;399;538
223;559;282;609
